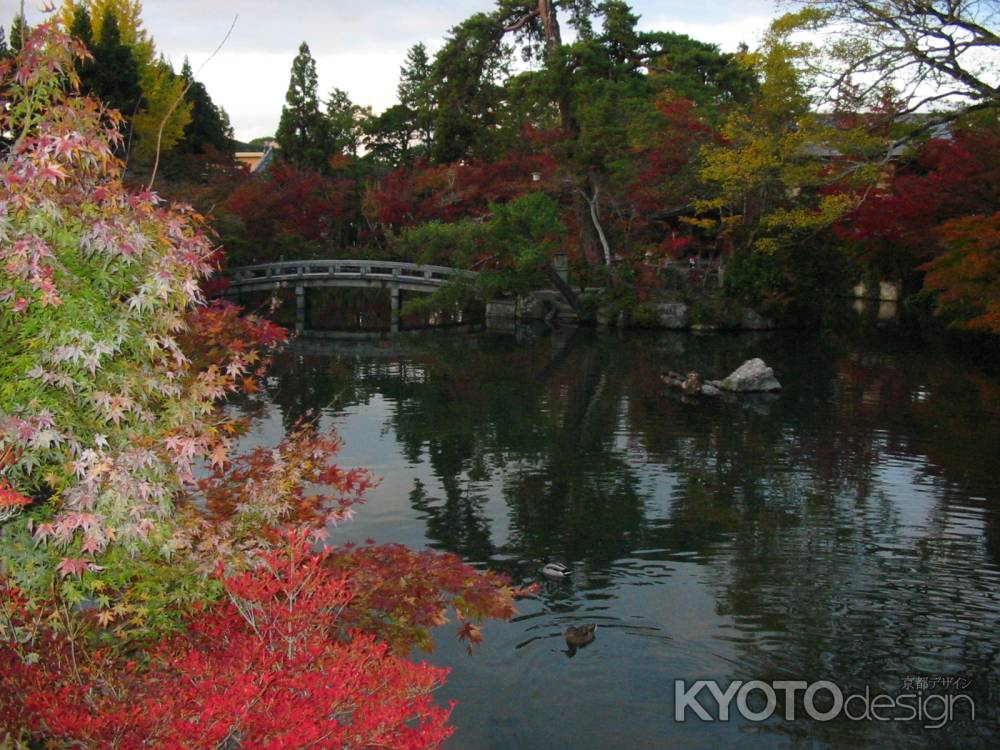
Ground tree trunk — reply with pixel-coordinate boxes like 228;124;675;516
538;0;561;55
573;189;603;266
582;181;612;266
543;262;581;313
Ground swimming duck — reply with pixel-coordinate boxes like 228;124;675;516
565;624;597;648
540;562;572;580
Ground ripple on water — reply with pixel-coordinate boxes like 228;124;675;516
253;330;1000;749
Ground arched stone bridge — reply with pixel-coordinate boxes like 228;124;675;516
220;260;478;333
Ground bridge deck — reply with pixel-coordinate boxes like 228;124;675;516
222;259;477;294
218;259;480;334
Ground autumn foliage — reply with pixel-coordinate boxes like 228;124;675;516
366;135;558;234
0;24;519;749
220;161;359;263
838;125;1000;331
922;211;1000;333
1;531;456;749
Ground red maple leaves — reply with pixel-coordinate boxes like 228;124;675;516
1;532;461;748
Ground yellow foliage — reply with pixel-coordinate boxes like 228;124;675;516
762;194;857;232
59;0;154;65
694;11;889;254
752;237;781;255
678;216;718;230
130;61;192;165
59;0;191;166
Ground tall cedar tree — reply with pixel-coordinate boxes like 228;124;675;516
82;10;143;128
276;42;331;171
398;42;433;149
8;13;26;54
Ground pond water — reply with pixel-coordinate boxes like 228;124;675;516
243;326;1000;749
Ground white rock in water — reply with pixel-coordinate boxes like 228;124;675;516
720;358;781;392
701;384;722;397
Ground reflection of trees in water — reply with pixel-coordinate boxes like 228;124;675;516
258;328;1000;742
500;336;647;568
265;352;360;429
408;478;496;560
388;331;651;570
612;331;1000;748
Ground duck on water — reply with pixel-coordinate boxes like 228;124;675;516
540;562;571;580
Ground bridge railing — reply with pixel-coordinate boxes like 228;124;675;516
223;260;478;287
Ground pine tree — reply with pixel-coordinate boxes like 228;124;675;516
362;103;415;165
276;42;330;171
0;27;9;60
397;42;433;150
9;13;26;54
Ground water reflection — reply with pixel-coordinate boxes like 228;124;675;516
249;327;1000;749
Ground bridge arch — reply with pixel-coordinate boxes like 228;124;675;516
219;260;479;334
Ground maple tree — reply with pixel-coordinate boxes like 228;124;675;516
839;120;1000;331
0;24;522;748
922;210;1000;333
0;532;459;749
365;136;558;238
219;161;359;264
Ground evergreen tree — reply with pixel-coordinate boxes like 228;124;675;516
428;13;511;163
362;103;416;165
91;10;142;118
57;1;192;168
326;87;363;157
68;3;93;46
397;42;433;149
0;27;9;60
68;4;98;94
276;42;330;171
9;13;26;54
397;43;430;106
177;57;233;155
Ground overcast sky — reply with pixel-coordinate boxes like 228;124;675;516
3;1;776;142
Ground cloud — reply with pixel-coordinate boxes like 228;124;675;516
144;1;485;141
141;1;483;55
640;15;773;53
4;0;780;141
635;0;774;51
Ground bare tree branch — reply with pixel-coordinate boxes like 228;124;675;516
146;14;238;192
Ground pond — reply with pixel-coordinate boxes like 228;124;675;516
241;326;1000;749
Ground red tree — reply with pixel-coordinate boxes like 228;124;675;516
1;531;459;749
